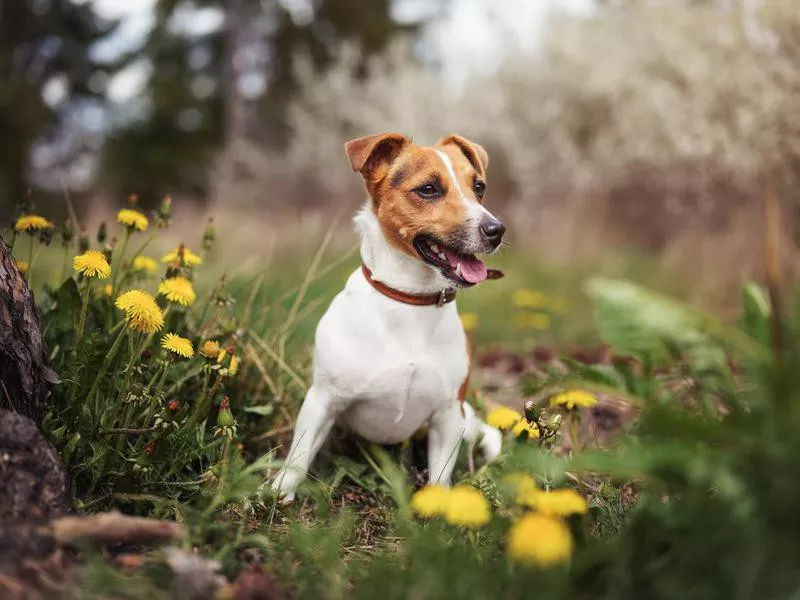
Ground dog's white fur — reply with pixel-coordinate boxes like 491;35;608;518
271;203;502;501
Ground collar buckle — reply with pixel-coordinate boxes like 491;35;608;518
438;287;455;307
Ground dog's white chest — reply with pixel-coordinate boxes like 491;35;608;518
312;271;469;444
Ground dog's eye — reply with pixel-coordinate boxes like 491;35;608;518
473;180;486;198
414;183;443;199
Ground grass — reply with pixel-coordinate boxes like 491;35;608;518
9;202;795;599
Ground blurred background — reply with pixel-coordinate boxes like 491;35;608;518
2;0;799;317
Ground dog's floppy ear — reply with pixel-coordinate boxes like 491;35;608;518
437;134;489;175
344;133;410;177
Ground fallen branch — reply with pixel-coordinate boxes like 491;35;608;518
50;511;185;547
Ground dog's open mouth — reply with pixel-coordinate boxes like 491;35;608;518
412;235;488;286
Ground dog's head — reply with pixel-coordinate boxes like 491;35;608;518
345;133;505;287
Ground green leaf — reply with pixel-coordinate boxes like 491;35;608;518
739;281;770;347
243;404;274;416
585;277;764;363
56;278;82;319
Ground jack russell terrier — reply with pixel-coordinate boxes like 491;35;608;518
272;133;506;501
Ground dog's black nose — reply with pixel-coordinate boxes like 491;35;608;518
480;218;506;246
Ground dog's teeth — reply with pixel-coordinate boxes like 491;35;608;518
438;252;446;260
455;264;462;277
430;243;440;252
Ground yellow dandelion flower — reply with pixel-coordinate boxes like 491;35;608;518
507;513;573;567
72;250;112;279
547;296;570;315
515;312;551;330
216;348;241;376
550;390;597;410
505;472;538;499
487;406;523;431
117;208;149;232
15;215;53;233
161;246;202;266
512;419;540;440
103;284;113;296
133;255;158;273
115;290;164;333
521;488;588;517
200;340;221;359
512;289;546;309
443;486;491;528
158;276;196;306
460;312;478;332
16;260;29;274
161;333;194;358
410;485;450;518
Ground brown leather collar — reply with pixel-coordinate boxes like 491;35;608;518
361;264;456;306
360;263;504;307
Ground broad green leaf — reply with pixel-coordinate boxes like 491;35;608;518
739;281;770;348
56;277;82;319
585;277;763;363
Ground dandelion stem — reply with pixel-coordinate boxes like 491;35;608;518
60;245;70;283
129;228;157;264
568;413;580;455
152;361;171;400
114;334;139;407
189;370;215;426
27;235;34;288
111;229;131;298
196;280;221;337
76;280;91;345
87;327;128;420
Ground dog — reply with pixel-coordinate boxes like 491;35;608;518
272;133;506;501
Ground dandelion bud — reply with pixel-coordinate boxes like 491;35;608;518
78;229;90;253
546;413;563;430
202;217;216;250
61;218;74;246
39;227;53;246
128;193;138;206
97;221;107;244
158;194;172;227
524;400;540;423
103;244;113;264
168;399;180;411
217;396;236;428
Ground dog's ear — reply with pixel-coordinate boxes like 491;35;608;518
437;134;489;175
344;133;410;177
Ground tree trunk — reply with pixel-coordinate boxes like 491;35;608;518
0;237;72;591
0;236;59;421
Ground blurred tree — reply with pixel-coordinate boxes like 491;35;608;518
0;1;120;218
100;0;427;204
262;0;419;143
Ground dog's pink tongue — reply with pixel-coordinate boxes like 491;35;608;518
444;249;488;284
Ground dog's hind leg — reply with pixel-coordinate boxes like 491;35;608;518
462;402;502;470
271;385;338;502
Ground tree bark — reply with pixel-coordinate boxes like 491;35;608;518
0;236;58;421
0;236;72;592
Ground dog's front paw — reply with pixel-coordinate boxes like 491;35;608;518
270;471;299;504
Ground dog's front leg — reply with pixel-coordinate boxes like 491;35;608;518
272;385;338;502
427;401;467;486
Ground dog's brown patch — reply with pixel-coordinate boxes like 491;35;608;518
345;133;488;259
